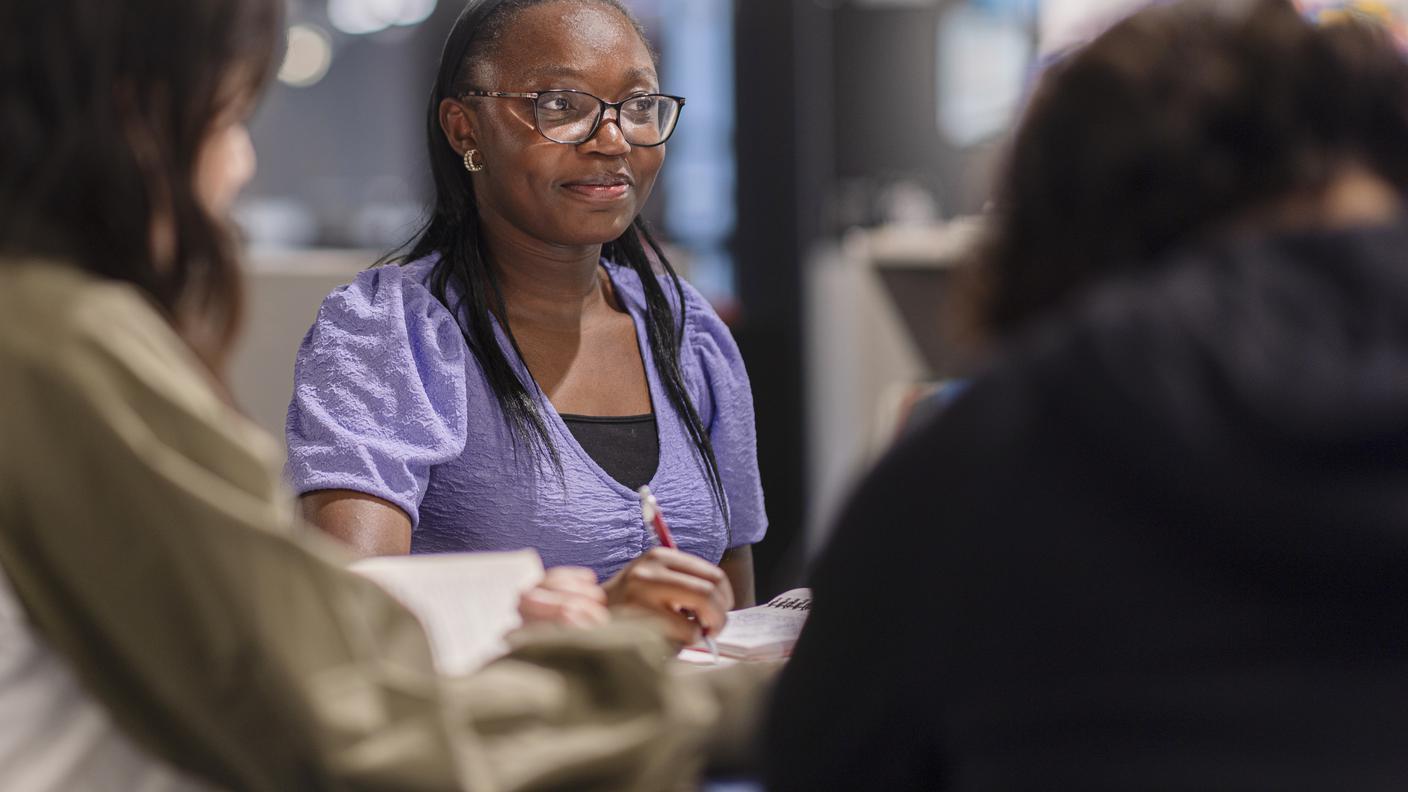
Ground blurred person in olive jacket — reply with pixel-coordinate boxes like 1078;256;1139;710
0;2;768;790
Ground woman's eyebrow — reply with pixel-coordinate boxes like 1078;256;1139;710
520;64;586;81
519;64;658;86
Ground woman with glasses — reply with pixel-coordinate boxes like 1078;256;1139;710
286;0;766;640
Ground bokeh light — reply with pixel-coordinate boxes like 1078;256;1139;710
278;24;334;88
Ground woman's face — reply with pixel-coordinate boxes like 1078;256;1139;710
196;113;256;216
451;1;666;248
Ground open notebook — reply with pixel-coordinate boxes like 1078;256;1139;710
683;588;812;662
351;550;544;676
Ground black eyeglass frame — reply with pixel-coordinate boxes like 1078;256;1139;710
458;89;686;147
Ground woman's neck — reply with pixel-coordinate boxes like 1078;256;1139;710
479;219;618;331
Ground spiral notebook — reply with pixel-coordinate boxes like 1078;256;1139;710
690;588;812;662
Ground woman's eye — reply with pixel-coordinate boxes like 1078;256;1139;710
540;96;573;113
624;97;656;117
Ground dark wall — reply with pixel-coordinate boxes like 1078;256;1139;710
734;1;1005;595
733;0;834;597
830;1;989;220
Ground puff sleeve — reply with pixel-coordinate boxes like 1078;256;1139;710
680;282;769;547
285;264;468;527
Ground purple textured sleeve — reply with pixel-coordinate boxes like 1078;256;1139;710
679;281;769;548
284;264;469;527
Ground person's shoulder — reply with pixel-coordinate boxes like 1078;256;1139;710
310;254;462;339
0;260;277;458
604;260;741;368
640;266;728;334
673;277;740;364
330;253;440;307
605;258;712;311
0;260;194;378
675;274;724;326
389;253;441;291
295;252;468;403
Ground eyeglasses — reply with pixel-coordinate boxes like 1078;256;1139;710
459;89;686;147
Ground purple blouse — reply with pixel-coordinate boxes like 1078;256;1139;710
285;256;767;580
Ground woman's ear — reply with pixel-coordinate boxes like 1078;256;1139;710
438;97;478;156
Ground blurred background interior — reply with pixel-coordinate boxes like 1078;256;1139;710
230;0;1407;598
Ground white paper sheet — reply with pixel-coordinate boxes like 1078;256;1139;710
352;550;544;676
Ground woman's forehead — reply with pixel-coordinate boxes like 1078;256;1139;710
479;2;656;89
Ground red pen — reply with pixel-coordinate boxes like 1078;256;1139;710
638;485;720;662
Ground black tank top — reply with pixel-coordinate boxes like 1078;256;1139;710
559;413;660;491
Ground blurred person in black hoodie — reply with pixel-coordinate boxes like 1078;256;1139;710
766;0;1408;789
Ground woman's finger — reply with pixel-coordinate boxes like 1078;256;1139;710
632;550;734;611
632;570;731;626
519;587;609;627
619;578;729;634
636;605;703;645
540;566;608;603
556;597;611;628
640;547;728;584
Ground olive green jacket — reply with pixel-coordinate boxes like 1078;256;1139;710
0;260;769;791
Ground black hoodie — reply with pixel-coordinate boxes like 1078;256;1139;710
765;222;1408;791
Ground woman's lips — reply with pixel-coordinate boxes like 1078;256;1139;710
562;182;632;201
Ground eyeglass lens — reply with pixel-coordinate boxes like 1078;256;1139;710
534;92;681;145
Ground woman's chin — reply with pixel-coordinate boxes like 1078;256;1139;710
550;218;639;248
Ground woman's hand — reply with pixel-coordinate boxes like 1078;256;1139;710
602;548;734;644
518;566;610;628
